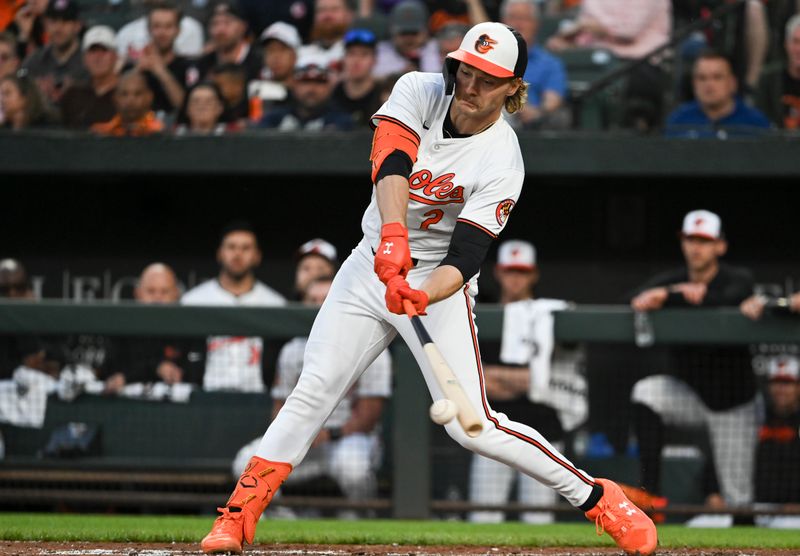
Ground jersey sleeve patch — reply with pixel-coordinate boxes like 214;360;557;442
495;199;515;227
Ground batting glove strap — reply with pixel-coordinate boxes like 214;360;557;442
374;222;412;285
385;275;429;315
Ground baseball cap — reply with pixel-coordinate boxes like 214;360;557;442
297;238;338;265
294;51;329;82
682;209;722;240
446;21;528;79
767;355;800;382
45;0;79;21
82;26;117;51
211;0;245;22
260;21;301;50
344;28;377;49
497;240;536;271
390;0;429;35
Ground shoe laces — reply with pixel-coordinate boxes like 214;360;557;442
594;499;633;538
211;507;244;531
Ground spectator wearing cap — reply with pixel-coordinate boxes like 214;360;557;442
91;69;164;136
116;0;204;62
469;240;587;524
128;1;200;116
500;0;568;130
754;354;800;511
331;28;381;127
0;71;58;129
5;0;48;60
666;51;771;138
196;0;261;83
59;25;119;129
758;15;800;130
298;0;353;73
247;21;300;120
256;51;353;131
294;238;338;298
374;0;439;79
20;0;87;104
629;209;758;512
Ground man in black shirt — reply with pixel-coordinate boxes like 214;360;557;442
759;14;800;129
629;209;756;511
330;28;382;128
135;1;194;115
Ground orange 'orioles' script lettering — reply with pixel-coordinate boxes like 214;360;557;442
408;170;465;205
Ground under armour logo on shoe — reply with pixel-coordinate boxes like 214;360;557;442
619;501;637;516
383;242;393;254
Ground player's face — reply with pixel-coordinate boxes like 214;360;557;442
303;280;332;306
218;231;262;280
788;27;800;69
265;41;297;81
495;267;538;302
295;255;335;293
135;272;180;304
680;236;725;272
453;63;519;125
148;9;180;53
692;58;736;110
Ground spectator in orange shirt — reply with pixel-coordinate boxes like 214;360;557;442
92;70;164;136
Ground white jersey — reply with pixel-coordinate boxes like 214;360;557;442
116;15;205;60
362;72;525;268
181;279;286;393
272;338;392;429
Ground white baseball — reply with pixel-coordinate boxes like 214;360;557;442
429;399;458;425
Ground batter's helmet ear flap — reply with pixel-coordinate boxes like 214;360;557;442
443;57;459;95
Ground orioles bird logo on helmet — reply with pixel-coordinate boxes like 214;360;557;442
475;34;497;54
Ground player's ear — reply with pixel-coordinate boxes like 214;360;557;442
715;239;728;257
506;77;521;97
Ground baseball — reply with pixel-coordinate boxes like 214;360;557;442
429;399;458;425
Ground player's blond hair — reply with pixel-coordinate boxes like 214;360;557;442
505;79;528;114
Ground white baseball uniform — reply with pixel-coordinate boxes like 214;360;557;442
181;279;286;393
253;71;598;508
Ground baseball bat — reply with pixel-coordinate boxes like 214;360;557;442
402;299;483;438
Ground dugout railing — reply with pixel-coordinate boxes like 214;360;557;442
1;301;799;520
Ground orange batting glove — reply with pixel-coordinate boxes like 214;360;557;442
374;222;412;285
385;275;429;315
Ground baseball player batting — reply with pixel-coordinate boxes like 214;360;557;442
201;22;657;555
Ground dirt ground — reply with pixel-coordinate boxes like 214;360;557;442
0;542;797;556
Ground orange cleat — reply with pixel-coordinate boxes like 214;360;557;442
201;456;292;554
585;478;658;556
618;483;669;524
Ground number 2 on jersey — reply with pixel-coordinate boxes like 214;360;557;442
420;209;444;230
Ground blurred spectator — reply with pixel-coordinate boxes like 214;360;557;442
209;62;249;123
0;32;20;78
131;1;197;115
758;14;800;130
196;0;261;82
754;355;800;507
740;291;800;321
174;81;228;135
373;0;439;79
59;25;119;129
501;0;567;129
293;237;338;299
116;0;204;61
298;0;354;72
376;70;401;103
0;259;35;381
665;51;771;138
331;28;381;127
257;51;353;131
181;220;286;393
91;70;164;136
5;0;47;59
232;274;392;517
20;0;87;104
247;21;300;120
0;71;57;129
238;0;314;44
0;337;63;428
629;209;757;510
435;21;468;64
425;0;489;36
114;263;204;386
469;240;587;524
546;0;671;130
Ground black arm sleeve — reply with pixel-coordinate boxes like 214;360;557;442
375;150;412;183
439;221;494;284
